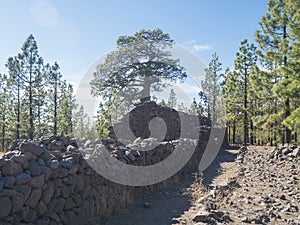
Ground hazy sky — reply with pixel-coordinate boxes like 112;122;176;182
0;0;267;86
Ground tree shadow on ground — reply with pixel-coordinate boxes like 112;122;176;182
202;145;240;187
103;177;194;225
103;145;240;225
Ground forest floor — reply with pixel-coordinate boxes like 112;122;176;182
104;145;300;225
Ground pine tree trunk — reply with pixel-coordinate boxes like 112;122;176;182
284;98;291;143
2;114;5;151
29;59;34;140
16;83;20;139
250;119;254;145
141;76;151;101
233;119;236;144
273;128;277;146
243;70;248;145
54;76;58;136
37;100;41;137
257;128;261;145
283;25;291;144
29;85;34;139
281;126;285;145
227;121;231;144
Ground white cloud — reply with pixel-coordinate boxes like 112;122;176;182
182;40;197;45
193;44;213;52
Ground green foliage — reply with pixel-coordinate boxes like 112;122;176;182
90;28;187;104
234;39;257;144
167;88;177;109
73;105;94;139
255;0;296;143
0;34;77;149
57;82;77;135
159;99;167;107
201;53;223;122
90;28;188;138
222;0;300;145
177;102;188;113
188;98;203;116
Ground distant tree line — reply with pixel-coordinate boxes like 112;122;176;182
0;34;91;150
184;0;300;146
222;0;300;145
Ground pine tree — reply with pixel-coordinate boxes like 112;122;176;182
95;102;111;138
7;34;45;139
188;98;203;116
280;0;300;144
21;35;45;139
90;29;186;105
5;56;24;139
167;88;177;109
234;39;257;145
0;74;11;150
177;102;188;113
201;53;222;122
2;34;78;141
73;105;91;138
34;63;50;137
159;99;167;107
57;81;76;135
47;62;63;135
255;0;293;143
222;68;243;143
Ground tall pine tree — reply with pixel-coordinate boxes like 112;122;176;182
255;0;293;143
201;53;222;122
234;39;257;145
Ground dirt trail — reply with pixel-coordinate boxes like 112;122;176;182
103;178;193;225
103;147;238;225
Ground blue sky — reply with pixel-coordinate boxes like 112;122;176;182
0;0;267;86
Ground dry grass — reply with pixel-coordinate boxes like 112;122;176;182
211;160;238;187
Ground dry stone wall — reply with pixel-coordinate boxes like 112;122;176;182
109;101;211;142
0;102;218;224
0;137;139;225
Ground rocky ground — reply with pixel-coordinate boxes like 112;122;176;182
104;144;300;225
176;145;300;225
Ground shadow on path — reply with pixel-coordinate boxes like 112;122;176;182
202;145;240;187
103;178;194;225
103;145;239;225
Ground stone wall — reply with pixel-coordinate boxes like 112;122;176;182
0;136;209;225
109;101;211;142
0;102;219;224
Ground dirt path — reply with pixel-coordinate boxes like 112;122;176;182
103;178;193;225
103;147;238;225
